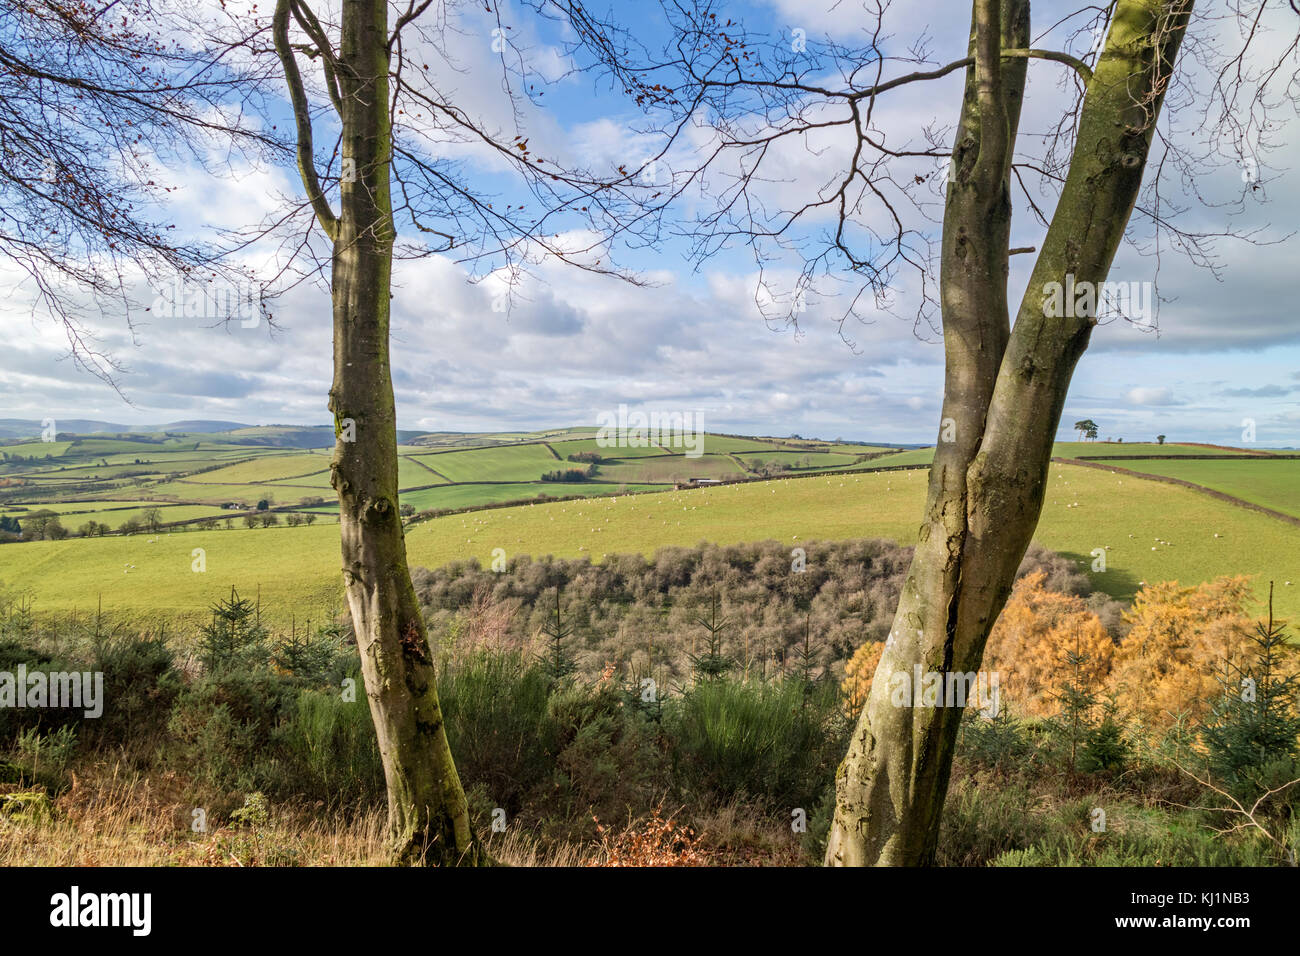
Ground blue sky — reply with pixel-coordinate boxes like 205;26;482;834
3;0;1297;447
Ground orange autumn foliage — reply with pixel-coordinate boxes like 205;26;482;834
982;571;1115;718
589;809;706;866
1108;576;1256;729
840;638;884;716
838;572;1259;731
838;573;1112;720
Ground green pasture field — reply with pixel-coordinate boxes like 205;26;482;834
0;441;74;458
300;480;667;515
1;499;163;516
1110;458;1300;519
2;462;1296;625
61;438;198;457
22;462;203;480
29;453;249;472
732;437;895;454
414;443;562;482
0;433;914;530
98;447;291;466
650;434;784;455
223;426;319;440
867;442;1279;470
396;456;450;486
1053;441;1271;458
736;450;860;469
866;448;936;467
410;428;598;449
1;501;228;525
3;474;94;484
391;481;666;512
181;453;327;484
144;481;326;506
549;438;678;459
265;470;335;490
821;443;899;454
693;435;792;455
254;455;456;494
90;505;233;529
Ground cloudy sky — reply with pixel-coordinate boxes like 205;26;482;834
3;0;1297;446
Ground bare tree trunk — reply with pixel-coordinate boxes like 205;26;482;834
826;0;1192;866
275;0;481;865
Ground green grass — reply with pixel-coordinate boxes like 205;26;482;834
735;450;860;469
23;462;199;480
1;502;229;527
397;456;448;487
414;443;561;482
549;438;675;459
1053;441;1267;457
182;453;326;484
692;435;794;454
410;427;599;448
1;499;164;516
145;481;323;505
265;470;335;490
650;433;779;455
0;441;73;458
2;430;1289;627
394;481;664;512
1107;458;1300;518
96;505;233;528
303;481;668;514
868;448;936;467
863;442;1276;469
176;451;446;491
551;432;791;457
98;447;290;465
823;443;899;454
3;462;1297;624
65;438;189;457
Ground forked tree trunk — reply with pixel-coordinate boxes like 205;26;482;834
826;0;1192;866
276;0;481;865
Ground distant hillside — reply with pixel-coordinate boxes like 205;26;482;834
0;418;937;448
0;419;131;439
0;421;431;448
148;420;253;434
0;419;254;440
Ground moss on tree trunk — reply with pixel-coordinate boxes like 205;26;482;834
275;0;483;866
826;0;1192;866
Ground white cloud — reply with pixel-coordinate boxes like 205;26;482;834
1125;387;1179;406
3;0;1298;449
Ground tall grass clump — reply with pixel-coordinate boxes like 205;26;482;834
281;682;384;807
666;677;849;812
437;649;556;817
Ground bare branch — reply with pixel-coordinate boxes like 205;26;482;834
1001;46;1094;83
273;0;339;241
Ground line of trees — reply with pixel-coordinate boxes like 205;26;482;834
541;464;598;482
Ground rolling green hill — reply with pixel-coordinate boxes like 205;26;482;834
0;427;905;535
3;426;1296;626
1053;441;1278;458
1097;458;1300;519
2;461;1296;625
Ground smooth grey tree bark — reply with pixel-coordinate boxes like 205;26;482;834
826;0;1193;866
274;0;482;866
